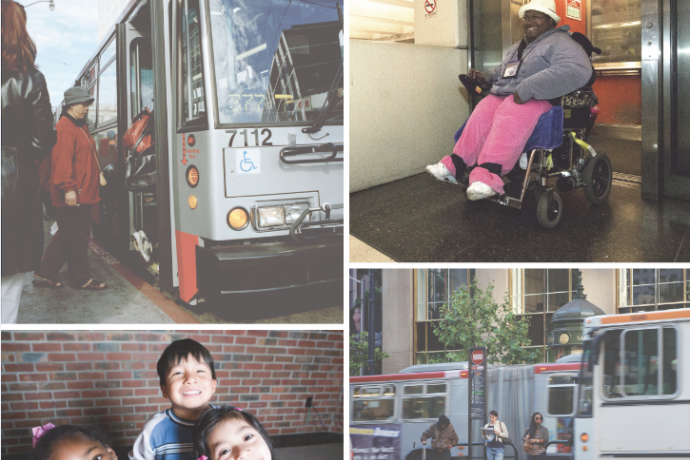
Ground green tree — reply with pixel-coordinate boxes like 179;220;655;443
430;279;540;365
349;331;389;376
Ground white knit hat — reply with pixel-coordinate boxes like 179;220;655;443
519;0;561;24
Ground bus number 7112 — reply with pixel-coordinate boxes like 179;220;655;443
226;128;273;147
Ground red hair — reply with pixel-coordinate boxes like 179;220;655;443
2;0;37;73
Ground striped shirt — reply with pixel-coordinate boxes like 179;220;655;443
129;406;218;460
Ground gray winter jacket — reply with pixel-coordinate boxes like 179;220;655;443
485;25;593;101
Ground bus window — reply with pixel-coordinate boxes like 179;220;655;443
130;39;154;117
208;0;343;126
98;62;117;125
352;385;395;422
623;328;659;396
601;330;622;399
577;341;593;417
101;38;116;66
402;382;447;420
179;0;206;124
547;374;575;416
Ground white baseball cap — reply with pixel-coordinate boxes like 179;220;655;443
519;0;561;24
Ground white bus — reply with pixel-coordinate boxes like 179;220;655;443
574;308;690;459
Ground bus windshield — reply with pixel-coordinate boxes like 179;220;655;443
208;0;343;126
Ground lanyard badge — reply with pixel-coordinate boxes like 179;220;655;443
503;60;520;78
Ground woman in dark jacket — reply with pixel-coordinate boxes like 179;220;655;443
1;0;56;323
33;86;107;291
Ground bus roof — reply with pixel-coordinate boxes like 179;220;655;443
585;308;690;328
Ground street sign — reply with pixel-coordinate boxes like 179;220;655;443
468;347;488;460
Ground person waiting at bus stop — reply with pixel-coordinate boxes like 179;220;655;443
33;86;107;290
421;415;458;460
425;0;592;200
483;410;509;460
523;412;549;460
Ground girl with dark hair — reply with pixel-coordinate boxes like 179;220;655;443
31;424;117;460
522;412;549;460
194;406;274;460
1;0;56;323
482;410;509;460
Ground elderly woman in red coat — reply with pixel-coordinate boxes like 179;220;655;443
33;86;107;290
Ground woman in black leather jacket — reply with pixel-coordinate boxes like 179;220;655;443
1;0;56;323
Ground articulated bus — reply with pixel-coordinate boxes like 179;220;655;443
64;0;344;305
574;308;689;460
350;360;582;460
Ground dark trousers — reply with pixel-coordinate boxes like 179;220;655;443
431;449;451;460
35;205;92;286
41;190;54;219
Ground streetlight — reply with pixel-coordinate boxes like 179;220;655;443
24;0;55;11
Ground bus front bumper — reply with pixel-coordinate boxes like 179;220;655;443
195;235;343;301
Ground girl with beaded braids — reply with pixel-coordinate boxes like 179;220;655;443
31;424;117;460
193;406;274;460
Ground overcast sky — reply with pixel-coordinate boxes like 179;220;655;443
21;0;99;110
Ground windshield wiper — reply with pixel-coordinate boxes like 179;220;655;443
303;2;343;135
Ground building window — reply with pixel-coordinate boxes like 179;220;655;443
513;269;578;362
414;269;474;364
618;269;689;313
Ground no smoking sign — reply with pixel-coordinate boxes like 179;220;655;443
424;0;436;18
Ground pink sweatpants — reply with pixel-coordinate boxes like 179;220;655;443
441;94;552;195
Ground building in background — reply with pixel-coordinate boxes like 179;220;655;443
98;0;130;42
356;268;690;374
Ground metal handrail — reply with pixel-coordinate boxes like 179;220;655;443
279;142;343;164
289;202;343;242
411;441;520;460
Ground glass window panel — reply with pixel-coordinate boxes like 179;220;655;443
591;0;641;65
416;322;427;352
525;269;544;295
427;383;446;394
528;314;544;346
548;269;570;293
524;294;543;313
632;269;656;286
84;84;97;128
550;375;573;385
131;39;154;117
602;330;623;399
402;396;446;420
659;269;683;284
548;386;574;415
623;329;659;396
662;328;677;395
633;285;655;305
353;399;395;421
353;388;360;397
362;388;380;396
449;270;468;294
383;386;396;397
98;63;117;125
659;282;684;304
82;63;97;88
209;0;343;125
93;128;118;171
101;38;116;66
180;0;206;123
548;292;570;312
426;327;445;352
404;385;423;395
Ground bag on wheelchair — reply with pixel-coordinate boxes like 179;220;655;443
122;108;156;191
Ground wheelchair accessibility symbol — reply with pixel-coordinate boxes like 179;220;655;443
236;148;261;175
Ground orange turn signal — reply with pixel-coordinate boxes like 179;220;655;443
188;195;198;209
186;165;199;187
228;207;249;230
580;433;589;443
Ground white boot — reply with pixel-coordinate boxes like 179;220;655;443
466;181;497;201
425;162;458;184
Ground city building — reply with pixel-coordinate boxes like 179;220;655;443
349;268;690;374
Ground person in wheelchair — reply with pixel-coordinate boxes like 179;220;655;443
426;0;593;201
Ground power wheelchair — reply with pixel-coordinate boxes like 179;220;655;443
454;85;612;229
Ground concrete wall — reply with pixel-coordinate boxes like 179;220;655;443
349;40;469;192
381;269;414;374
414;0;468;48
582;269;616;313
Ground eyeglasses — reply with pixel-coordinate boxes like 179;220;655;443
535;417;543;421
522;14;547;22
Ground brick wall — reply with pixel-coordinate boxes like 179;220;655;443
0;330;344;455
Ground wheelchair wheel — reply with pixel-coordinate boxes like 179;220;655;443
582;153;612;205
537;190;563;229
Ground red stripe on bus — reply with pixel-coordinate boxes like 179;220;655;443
175;229;199;303
533;363;581;374
351;370;468;383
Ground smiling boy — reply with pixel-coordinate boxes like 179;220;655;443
130;339;218;460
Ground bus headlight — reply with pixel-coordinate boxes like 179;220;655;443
285;203;309;224
257;206;285;228
227;207;249;230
